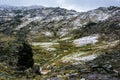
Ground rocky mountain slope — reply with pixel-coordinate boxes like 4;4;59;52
0;6;120;80
0;6;119;38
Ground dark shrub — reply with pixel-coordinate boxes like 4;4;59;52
17;42;34;69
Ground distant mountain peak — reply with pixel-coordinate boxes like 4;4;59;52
26;5;45;9
97;6;120;11
0;5;45;10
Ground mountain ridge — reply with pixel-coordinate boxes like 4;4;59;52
0;5;120;80
0;6;119;38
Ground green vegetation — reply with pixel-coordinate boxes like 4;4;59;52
17;42;34;69
33;45;53;65
0;34;18;63
0;6;120;80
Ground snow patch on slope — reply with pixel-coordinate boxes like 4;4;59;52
32;42;59;51
43;31;53;37
73;35;99;47
61;51;97;64
15;20;32;30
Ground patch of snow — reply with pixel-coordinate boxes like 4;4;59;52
60;32;68;37
25;14;31;18
79;14;87;19
15;20;32;30
43;31;53;36
89;10;110;21
73;35;99;47
80;78;86;80
32;42;59;47
118;23;120;26
51;16;64;21
42;9;53;16
28;16;43;21
62;52;85;62
15;16;43;30
60;37;71;41
61;51;97;63
59;29;68;37
46;48;56;51
73;18;82;27
8;13;15;17
74;54;97;61
97;13;110;21
112;10;120;15
32;42;59;51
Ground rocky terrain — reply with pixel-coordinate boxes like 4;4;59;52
0;5;120;80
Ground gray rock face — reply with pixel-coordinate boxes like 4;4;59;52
0;6;119;39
